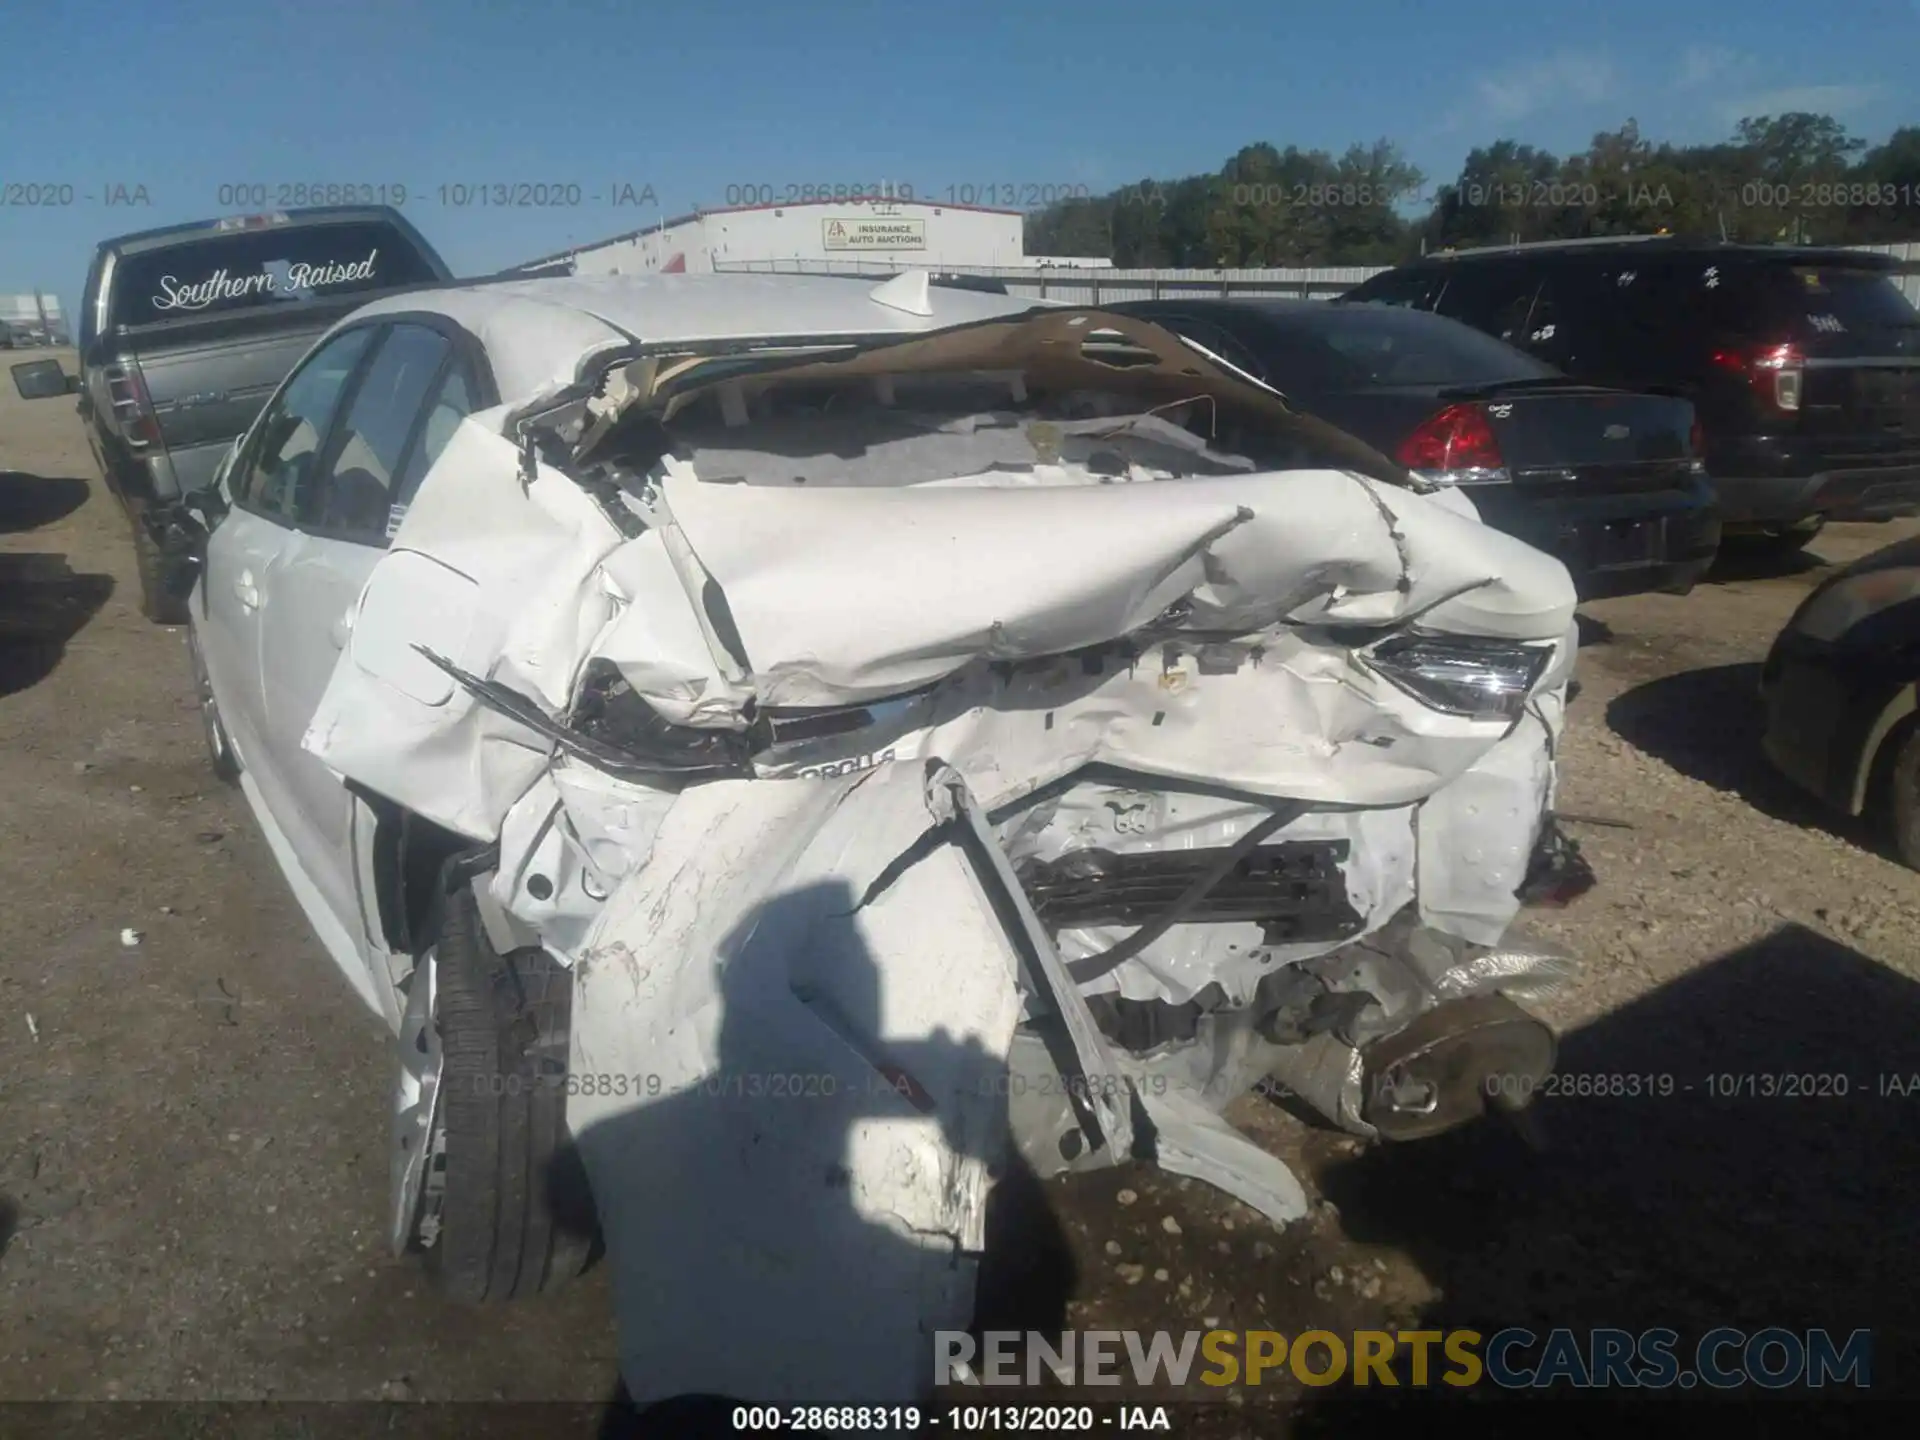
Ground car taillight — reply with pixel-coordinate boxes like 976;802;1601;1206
1710;340;1803;414
104;363;162;448
1394;402;1509;485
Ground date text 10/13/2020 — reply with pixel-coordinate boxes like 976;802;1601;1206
1482;1071;1920;1100
475;1068;1920;1103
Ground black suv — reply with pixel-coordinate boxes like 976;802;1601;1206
1345;238;1920;551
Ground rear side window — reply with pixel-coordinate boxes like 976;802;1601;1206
1345;269;1444;310
235;327;378;520
1150;315;1271;383
1518;267;1623;370
308;323;452;543
106;221;440;329
395;365;477;511
1433;266;1542;344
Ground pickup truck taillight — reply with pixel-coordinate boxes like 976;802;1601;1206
1710;340;1804;415
104;363;163;448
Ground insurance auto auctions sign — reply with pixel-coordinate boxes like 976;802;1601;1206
822;217;926;250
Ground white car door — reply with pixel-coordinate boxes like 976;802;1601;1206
200;324;378;813
255;320;479;1014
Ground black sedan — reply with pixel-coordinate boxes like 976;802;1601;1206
1760;535;1920;868
1107;298;1722;600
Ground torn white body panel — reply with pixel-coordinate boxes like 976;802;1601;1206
302;418;629;839
656;460;1573;709
566;763;1023;1405
309;427;1573;843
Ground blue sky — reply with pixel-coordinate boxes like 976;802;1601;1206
2;0;1913;314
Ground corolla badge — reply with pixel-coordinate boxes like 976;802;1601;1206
1603;423;1630;439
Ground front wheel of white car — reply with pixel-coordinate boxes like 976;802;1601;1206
389;876;596;1300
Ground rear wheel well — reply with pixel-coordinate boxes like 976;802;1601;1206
1859;694;1920;822
355;786;481;956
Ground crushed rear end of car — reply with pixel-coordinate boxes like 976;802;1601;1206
302;300;1584;1402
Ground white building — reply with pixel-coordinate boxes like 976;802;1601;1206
514;198;1110;277
0;293;66;342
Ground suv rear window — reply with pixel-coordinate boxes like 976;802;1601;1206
1607;258;1920;355
1751;265;1920;343
108;221;440;329
1251;303;1557;389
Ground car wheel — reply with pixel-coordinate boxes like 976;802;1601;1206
129;506;190;625
391;874;596;1300
188;626;239;785
1883;721;1920;872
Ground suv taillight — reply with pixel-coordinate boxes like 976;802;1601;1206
1395;402;1508;484
1710;341;1803;415
104;363;162;448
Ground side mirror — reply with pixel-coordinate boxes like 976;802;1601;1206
11;358;73;400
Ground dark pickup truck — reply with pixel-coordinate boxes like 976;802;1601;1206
14;206;451;621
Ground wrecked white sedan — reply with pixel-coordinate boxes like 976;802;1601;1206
166;270;1581;1404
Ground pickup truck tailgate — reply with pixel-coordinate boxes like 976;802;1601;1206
133;310;341;454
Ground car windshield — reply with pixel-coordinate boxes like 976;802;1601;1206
1255;302;1559;389
108;222;440;329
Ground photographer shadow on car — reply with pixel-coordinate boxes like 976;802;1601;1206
530;877;1076;1438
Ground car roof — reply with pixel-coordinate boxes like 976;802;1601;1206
1115;297;1330;318
1111;295;1484;334
345;271;1043;409
1395;238;1899;271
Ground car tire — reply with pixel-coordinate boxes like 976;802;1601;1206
130;508;190;625
1883;721;1920;872
411;876;596;1301
188;627;240;785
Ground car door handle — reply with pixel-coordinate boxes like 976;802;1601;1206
233;570;260;610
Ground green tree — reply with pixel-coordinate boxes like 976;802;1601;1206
1019;115;1914;269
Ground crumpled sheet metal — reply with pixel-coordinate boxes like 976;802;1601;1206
564;763;1024;1406
305;402;1575;844
1000;784;1419;1008
1416;704;1558;946
657;460;1575;709
756;627;1568;818
303;419;629;839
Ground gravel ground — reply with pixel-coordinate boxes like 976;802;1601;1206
3;364;1918;1435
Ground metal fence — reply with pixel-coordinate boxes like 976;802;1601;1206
1849;241;1920;304
711;257;1379;302
714;244;1920;304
